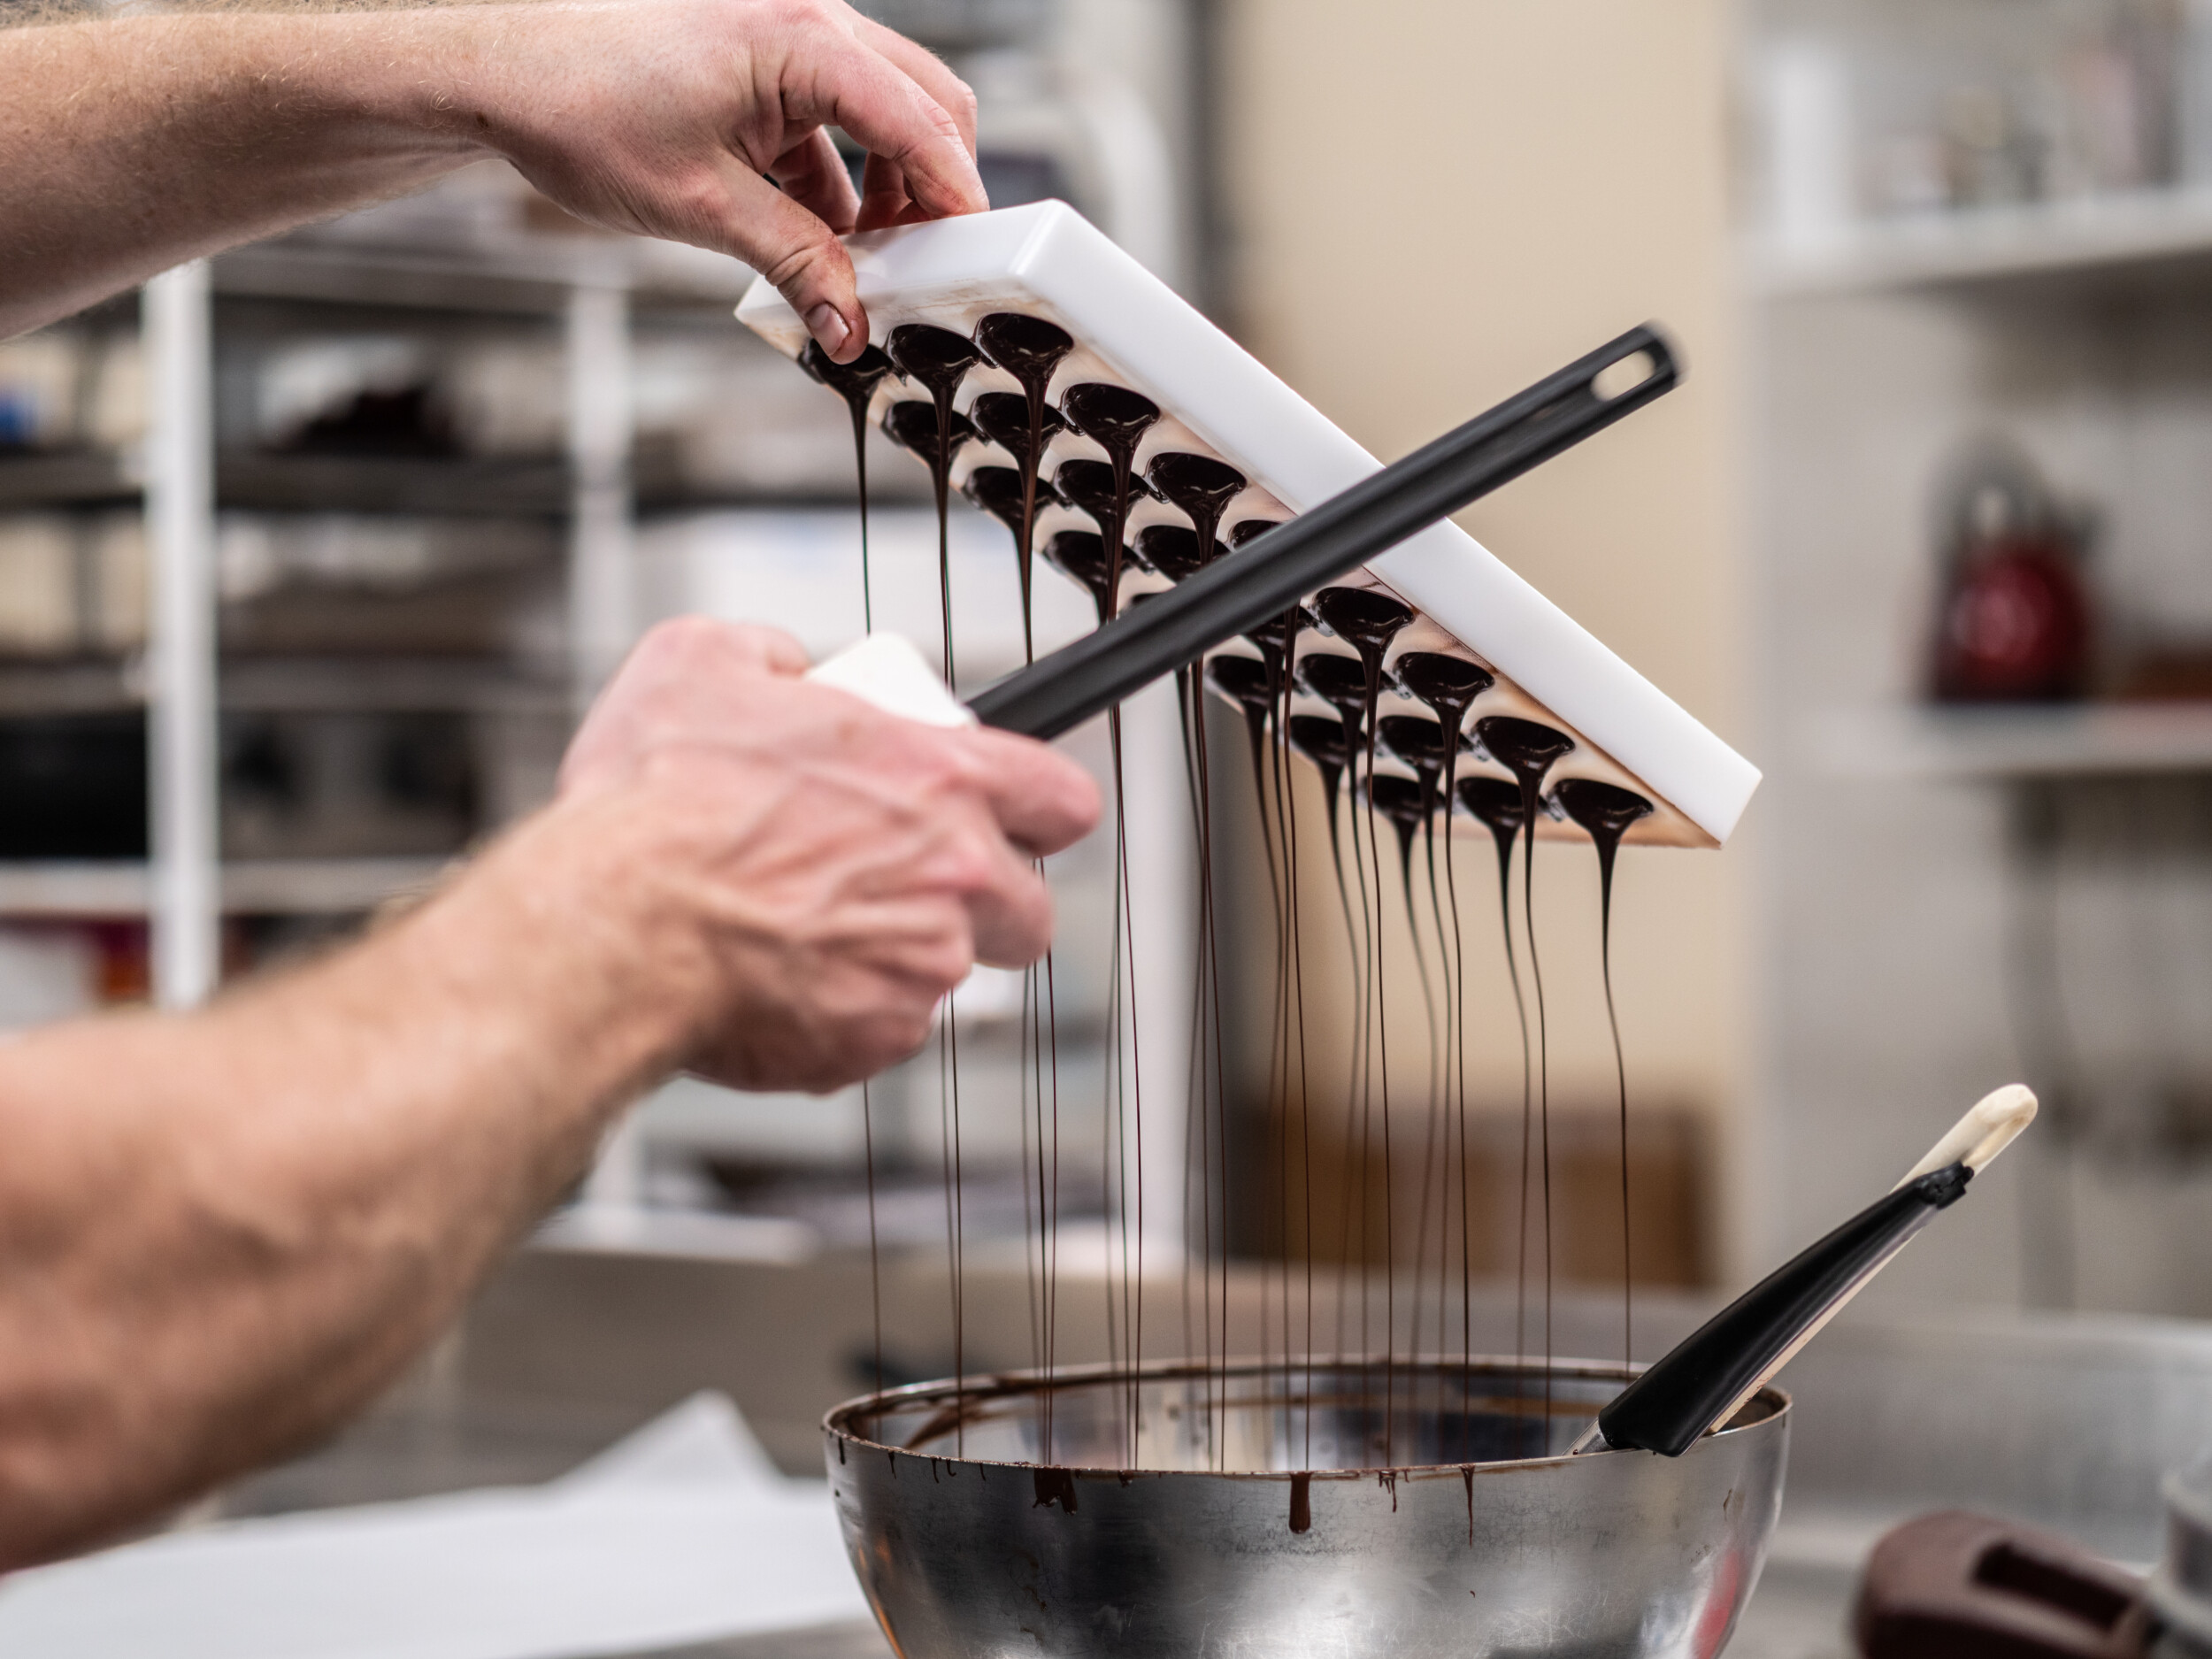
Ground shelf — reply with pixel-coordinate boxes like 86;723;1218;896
0;656;570;717
1747;188;2212;303
214;229;753;319
0;449;142;511
0;450;575;518
0;659;140;716
219;657;570;716
217;453;570;517
1810;703;2212;780
0;856;451;918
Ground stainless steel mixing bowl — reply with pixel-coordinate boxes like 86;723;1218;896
823;1356;1789;1659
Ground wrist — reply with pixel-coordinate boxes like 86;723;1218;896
398;787;722;1105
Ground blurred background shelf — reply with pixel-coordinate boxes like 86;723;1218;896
1749;188;2212;300
0;449;141;511
213;453;571;518
1812;703;2212;779
0;856;445;918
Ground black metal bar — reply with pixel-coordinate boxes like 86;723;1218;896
965;324;1680;740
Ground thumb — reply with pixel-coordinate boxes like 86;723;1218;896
715;163;868;362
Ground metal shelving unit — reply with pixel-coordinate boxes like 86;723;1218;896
0;184;755;1010
1747;188;2212;299
1811;703;2212;780
1746;0;2212;1315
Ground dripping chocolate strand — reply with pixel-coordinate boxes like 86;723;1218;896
1394;653;1492;1440
1312;585;1414;1462
1178;666;1230;1462
1554;778;1654;1369
885;325;983;1455
1473;715;1575;1451
970;326;1078;1422
973;314;1074;667
1287;707;1362;1398
1297;651;1376;1363
801;340;898;1402
1145;451;1245;580
1057;383;1160;1461
1458;773;1532;1442
797;341;895;634
1371;766;1442;1409
1273;603;1318;1461
1378;718;1448;1379
1057;383;1159;623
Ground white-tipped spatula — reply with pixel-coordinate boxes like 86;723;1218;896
1571;1085;2037;1456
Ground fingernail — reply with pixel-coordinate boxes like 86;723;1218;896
805;303;850;356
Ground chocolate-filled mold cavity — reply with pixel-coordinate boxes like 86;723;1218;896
961;465;1029;539
968;392;1065;469
882;399;974;461
739;199;1758;847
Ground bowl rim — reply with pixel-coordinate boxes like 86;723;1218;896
822;1352;1791;1479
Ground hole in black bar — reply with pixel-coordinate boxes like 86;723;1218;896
1593;350;1656;403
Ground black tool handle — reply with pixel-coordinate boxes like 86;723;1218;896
964;325;1680;740
1596;1163;1974;1457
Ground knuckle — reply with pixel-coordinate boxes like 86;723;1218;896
762;226;847;296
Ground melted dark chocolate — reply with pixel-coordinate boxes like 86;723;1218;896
1297;652;1371;742
1244;605;1316;659
1226;518;1284;547
1458;775;1527;845
1475;716;1575;783
1032;1466;1079;1513
1133;524;1217;582
972;317;1073;666
969;391;1066;469
1553;778;1653;856
1368;772;1429;888
1549;775;1654;1368
1288;713;1351;812
886;324;983;402
1394;652;1494;722
1378;714;1453;783
1314;587;1417;659
1471;715;1574;1452
1057;382;1161;459
881;399;975;461
799;342;897;632
1051;457;1122;523
961;465;1028;540
1042;529;1114;624
1205;652;1276;783
1057;384;1159;620
974;312;1073;387
1288;707;1364;1010
1146;451;1246;557
797;340;896;407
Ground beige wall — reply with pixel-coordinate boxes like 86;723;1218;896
1216;0;1754;1275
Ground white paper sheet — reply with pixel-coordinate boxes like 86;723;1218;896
0;1392;872;1659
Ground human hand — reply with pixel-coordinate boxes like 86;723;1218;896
556;618;1099;1092
452;0;984;361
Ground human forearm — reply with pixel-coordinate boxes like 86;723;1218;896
0;620;1094;1567
0;795;690;1568
0;0;985;354
0;12;484;337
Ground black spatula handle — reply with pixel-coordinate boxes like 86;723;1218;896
964;325;1680;741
